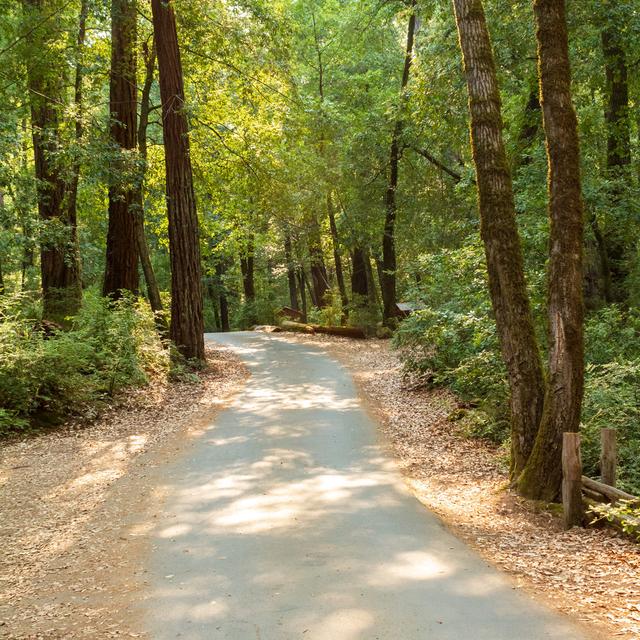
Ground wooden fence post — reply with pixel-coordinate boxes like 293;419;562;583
562;432;584;529
600;428;617;487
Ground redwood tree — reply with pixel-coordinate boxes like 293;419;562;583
23;0;82;321
452;0;546;477
103;0;139;297
518;0;584;501
381;0;416;325
151;0;205;361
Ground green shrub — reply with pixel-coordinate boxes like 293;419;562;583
0;290;168;434
581;360;640;494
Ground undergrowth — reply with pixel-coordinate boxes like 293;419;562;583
393;245;640;494
0;289;169;435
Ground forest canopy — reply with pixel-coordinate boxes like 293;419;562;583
1;0;640;503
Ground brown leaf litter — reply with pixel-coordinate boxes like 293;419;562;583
0;345;249;639
277;332;640;640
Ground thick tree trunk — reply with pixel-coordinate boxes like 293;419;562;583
104;0;139;297
381;0;416;325
284;232;299;311
600;25;631;302
453;0;546;477
151;0;204;362
517;0;584;501
327;193;348;319
23;0;82;321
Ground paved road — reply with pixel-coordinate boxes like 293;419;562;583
145;332;590;639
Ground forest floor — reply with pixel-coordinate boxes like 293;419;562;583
0;344;249;639
1;332;639;638
276;332;640;640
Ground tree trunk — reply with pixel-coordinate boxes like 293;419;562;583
381;0;416;325
240;237;256;302
517;0;584;501
134;37;166;330
23;0;82;321
104;0;139;297
452;0;546;478
297;268;308;323
307;218;329;308
328;193;348;319
63;0;87;290
215;262;230;332
351;247;369;303
284;232;299;311
600;24;631;302
151;0;205;362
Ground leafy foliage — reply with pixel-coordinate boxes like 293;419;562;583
0;290;168;434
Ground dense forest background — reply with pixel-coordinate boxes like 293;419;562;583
1;0;640;502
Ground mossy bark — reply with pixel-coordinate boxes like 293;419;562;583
151;0;204;362
104;0;139;297
23;0;82;321
517;0;584;501
453;0;545;477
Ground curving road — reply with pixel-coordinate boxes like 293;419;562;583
145;332;591;640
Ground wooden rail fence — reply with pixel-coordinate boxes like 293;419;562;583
562;428;639;530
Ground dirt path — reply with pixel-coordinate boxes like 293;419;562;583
142;332;594;639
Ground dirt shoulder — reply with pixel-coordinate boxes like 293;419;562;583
0;344;249;639
275;332;640;640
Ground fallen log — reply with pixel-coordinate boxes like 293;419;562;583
280;320;316;334
582;476;639;504
311;325;366;339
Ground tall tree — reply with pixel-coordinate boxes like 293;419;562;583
452;0;546;477
381;0;416;325
151;0;205;361
103;0;139;297
22;0;82;321
134;37;166;331
517;0;584;501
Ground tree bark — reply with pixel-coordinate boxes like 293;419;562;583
215;262;230;332
297;267;308;323
381;0;416;325
240;237;256;302
104;0;139;297
308;219;329;307
351;247;369;304
327;193;348;319
452;0;546;477
22;0;82;321
517;0;584;501
284;232;299;311
151;0;204;362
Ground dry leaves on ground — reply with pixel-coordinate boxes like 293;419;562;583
278;332;640;640
0;345;248;639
